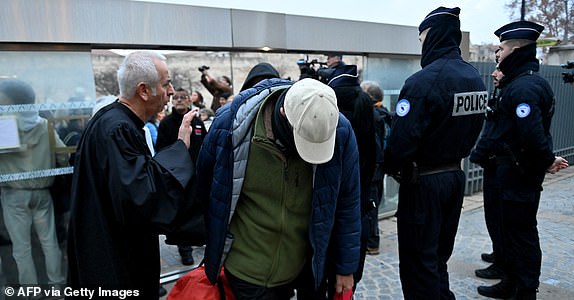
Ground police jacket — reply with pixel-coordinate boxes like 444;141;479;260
196;78;361;288
384;48;486;174
470;44;555;173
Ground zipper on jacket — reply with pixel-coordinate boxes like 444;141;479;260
264;158;288;285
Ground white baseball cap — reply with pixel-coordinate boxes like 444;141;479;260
284;78;339;164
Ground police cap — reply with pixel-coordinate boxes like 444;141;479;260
494;21;544;42
326;64;359;88
418;7;460;34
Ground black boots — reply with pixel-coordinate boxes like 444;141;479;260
477;280;516;299
159;285;167;297
475;264;504;279
481;252;495;263
178;245;194;266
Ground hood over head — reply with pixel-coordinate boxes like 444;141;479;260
240;62;280;91
419;7;462;68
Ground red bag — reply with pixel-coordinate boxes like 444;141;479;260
334;289;353;300
167;265;235;300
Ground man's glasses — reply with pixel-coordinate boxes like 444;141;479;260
172;95;189;101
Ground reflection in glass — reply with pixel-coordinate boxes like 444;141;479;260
0;79;67;285
0;50;95;286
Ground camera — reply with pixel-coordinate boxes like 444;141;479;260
296;56;331;82
198;65;210;72
561;61;574;84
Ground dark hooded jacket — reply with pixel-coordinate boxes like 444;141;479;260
384;18;486;175
240;62;280;91
326;64;375;285
327;65;376;215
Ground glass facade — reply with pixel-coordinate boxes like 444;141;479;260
0;50;95;287
0;48;428;285
0;49;375;285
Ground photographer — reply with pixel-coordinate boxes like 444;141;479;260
561;61;574;85
295;55;333;83
199;65;233;112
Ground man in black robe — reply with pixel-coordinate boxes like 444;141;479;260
67;51;198;298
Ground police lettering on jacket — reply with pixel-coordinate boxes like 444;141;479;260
452;91;488;116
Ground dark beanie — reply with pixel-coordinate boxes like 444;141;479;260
240;62;280;91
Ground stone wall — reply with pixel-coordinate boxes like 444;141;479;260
91;50;364;108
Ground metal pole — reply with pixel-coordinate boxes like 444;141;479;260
565;0;570;42
521;0;526;21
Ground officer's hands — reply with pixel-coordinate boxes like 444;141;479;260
335;274;354;295
547;156;569;174
177;108;199;149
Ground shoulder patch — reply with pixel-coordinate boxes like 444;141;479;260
516;103;531;118
452;91;488;116
396;99;410;117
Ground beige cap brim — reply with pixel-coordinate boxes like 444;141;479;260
293;128;336;164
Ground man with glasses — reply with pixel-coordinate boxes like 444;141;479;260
156;87;207;265
472;65;505;283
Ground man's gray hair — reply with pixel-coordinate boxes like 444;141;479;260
360;80;384;102
117;51;166;99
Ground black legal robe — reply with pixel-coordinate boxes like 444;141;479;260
67;101;194;299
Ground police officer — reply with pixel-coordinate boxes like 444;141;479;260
470;21;569;300
473;65;506;281
384;7;487;300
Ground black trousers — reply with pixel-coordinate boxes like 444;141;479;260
482;167;504;267
396;171;465;300
496;163;544;293
501;198;541;293
367;178;384;249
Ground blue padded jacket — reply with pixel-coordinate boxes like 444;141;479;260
196;78;361;288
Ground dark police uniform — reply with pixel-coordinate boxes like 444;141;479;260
471;21;555;300
384;7;486;300
474;86;506;280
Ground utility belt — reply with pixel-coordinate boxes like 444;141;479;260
418;162;461;176
397;161;461;184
